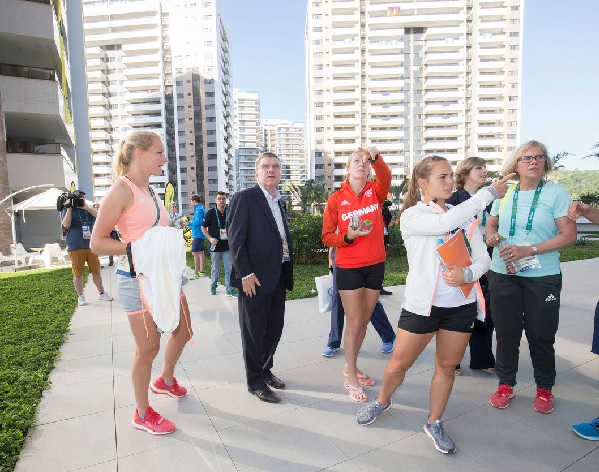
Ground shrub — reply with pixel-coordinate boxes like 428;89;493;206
288;214;328;264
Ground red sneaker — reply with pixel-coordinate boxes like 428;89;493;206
151;376;187;398
533;388;554;414
132;407;175;435
490;384;515;409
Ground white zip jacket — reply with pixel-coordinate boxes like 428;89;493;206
131;226;187;333
400;188;496;318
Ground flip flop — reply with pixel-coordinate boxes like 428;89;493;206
343;369;376;387
482;367;496;375
344;380;368;403
454;368;462;376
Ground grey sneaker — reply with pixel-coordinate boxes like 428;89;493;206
356;399;393;425
424;420;456;454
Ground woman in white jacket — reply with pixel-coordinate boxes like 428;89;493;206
356;155;513;454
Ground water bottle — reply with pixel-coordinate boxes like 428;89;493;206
498;236;517;274
350;210;360;231
210;240;217;252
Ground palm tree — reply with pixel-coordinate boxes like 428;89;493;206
282;179;327;215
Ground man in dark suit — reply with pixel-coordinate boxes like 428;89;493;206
228;152;294;403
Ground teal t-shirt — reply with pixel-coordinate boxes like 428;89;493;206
489;181;572;277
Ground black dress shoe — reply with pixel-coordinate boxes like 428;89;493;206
380;288;393;296
264;372;285;389
249;385;281;403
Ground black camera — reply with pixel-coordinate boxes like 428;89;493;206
57;192;85;211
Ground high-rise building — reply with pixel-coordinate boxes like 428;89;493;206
233;89;261;191
168;0;234;212
262;119;307;189
82;0;234;209
83;0;168;200
306;0;523;192
0;0;88;252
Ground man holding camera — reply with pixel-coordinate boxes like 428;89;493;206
61;190;112;306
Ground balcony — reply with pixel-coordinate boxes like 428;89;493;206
87;82;108;95
122;41;161;55
88;95;108;106
423;39;465;54
424;127;462;138
127;91;163;103
478;21;506;32
425;52;464;64
86;58;107;71
92;153;112;164
124;78;161;92
123;66;161;79
129;114;163;126
424;76;464;90
424;89;463;101
426;102;463;113
125;102;163;114
88;106;108;118
91;130;110;140
91;141;110;153
122;54;160;67
423;139;464;151
6;153;64;190
0;75;72;144
90;117;109;129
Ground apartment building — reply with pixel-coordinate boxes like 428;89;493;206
168;0;234;213
0;0;88;251
306;0;523;192
83;0;168;201
262;119;307;189
82;0;233;210
233;89;261;191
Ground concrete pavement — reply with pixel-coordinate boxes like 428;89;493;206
14;258;599;471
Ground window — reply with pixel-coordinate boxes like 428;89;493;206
509;45;519;50
511;5;519;10
177;93;184;98
178;131;185;136
508;134;517;139
177;106;184;111
508;96;518;101
315;115;323;120
509;32;519;37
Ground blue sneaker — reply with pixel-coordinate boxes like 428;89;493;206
572;416;599;440
380;340;395;353
322;345;339;357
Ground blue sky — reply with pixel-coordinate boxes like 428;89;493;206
218;0;599;170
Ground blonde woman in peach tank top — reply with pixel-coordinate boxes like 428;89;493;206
91;131;192;435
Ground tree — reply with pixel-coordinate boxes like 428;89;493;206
388;178;410;209
282;179;327;215
584;142;599;159
551;151;571;170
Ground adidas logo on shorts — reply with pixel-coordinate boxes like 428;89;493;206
545;294;557;302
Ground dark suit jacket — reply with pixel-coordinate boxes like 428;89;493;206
228;185;294;293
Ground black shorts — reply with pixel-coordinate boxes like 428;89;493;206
398;302;477;334
336;262;385;291
191;238;205;253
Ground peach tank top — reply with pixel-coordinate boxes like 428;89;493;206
115;176;169;243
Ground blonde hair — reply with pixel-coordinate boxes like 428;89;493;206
400;155;447;215
455;156;488;189
501;140;553;179
114;131;161;177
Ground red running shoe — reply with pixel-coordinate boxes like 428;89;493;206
151;376;187;398
490;384;515;409
533;388;555;414
132;407;175;435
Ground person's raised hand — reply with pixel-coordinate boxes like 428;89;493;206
491;173;517;199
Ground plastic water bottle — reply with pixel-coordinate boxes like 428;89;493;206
210;240;217;252
498;236;517;274
350;210;360;231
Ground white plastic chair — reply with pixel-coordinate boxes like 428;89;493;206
10;243;36;266
33;244;68;269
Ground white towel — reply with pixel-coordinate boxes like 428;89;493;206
131;226;186;333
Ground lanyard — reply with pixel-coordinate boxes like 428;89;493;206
214;207;227;229
75;208;90;227
509;181;544;238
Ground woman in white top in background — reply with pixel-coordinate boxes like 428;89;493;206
356;155;513;454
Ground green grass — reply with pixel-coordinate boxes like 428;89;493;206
1;243;599;471
0;268;84;472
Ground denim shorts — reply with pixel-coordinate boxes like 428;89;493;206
117;275;143;313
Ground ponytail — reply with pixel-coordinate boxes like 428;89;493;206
113;131;160;177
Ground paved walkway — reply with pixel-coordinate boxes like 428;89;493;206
15;259;599;471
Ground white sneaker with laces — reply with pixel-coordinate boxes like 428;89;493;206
99;291;113;301
78;295;87;306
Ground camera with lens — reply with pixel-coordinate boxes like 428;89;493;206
56;192;85;212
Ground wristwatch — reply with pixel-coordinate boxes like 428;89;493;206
531;246;539;256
